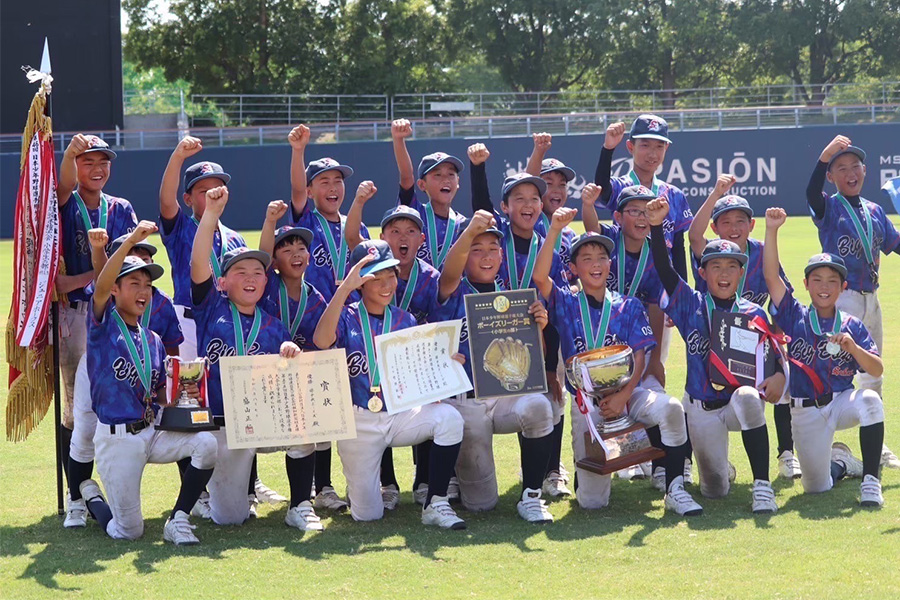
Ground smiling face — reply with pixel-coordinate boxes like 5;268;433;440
540;171;569;216
569;243;611;292
464;233;502;284
699;257;744;299
273;237;309;280
75;153;111;193
308;171;346;218
501;183;542;233
111;270;154;320
380;218;424;270
711;211;755;251
360;268;399;310
614;199;651;242
183;177;227;219
417;163;459;207
804;266;847;311
626;138;668;175
827;154;866;196
219;258;267;308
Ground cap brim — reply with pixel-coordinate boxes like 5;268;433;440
827;146;866;169
540;165;576;182
309;165;354;184
186;171;232;190
274;227;313;248
118;262;164;282
570;236;615;262
700;252;748;266
631;133;672;144
420;156;465;178
503;176;548;199
805;263;847;280
81;148;117;160
360;258;400;277
223;250;271;273
381;213;424;230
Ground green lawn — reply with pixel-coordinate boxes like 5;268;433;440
2;218;900;600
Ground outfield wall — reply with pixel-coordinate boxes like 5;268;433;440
1;123;898;239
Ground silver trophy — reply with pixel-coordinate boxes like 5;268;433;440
158;356;218;432
565;345;664;475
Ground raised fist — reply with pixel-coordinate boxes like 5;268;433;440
532;132;552;153
580;183;602;206
646;197;669;226
391;119;412;140
65;134;92;157
604;122;626;150
266;200;289;222
551;207;577;230
765;207;787;230
88;228;109;249
129;220;158;243
355;181;377;203
466;209;495;237
175;136;203;159
205;186;229;215
288;124;311;150
467;143;490;166
713;174;737;197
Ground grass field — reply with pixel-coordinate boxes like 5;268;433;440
2;218;900;600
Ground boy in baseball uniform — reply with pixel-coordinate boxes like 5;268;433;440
525;132;579;268
764;208;885;506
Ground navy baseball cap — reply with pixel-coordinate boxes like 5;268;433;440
827;145;866;170
615;185;656;212
109;234;157;258
221;247;271;273
349;240;400;276
306;158;353;185
540;158;576;182
700;239;748;266
804;253;847;280
274;226;313;249
712;195;753;222
569;232;615;262
630;114;672;144
501;173;548;201
380;206;424;231
183;161;231;192
117;255;164;282
80;135;117;160
417;152;464;180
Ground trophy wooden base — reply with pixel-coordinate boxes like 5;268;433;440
575;424;666;476
157;405;220;432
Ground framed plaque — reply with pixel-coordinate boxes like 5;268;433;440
709;309;778;389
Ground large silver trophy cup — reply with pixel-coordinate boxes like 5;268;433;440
565;345;665;475
158;357;219;432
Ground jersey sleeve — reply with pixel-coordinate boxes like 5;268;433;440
659;279;701;332
878;208;900;254
623;298;656;353
667;187;693;234
332;307;355;350
769;288;803;334
852;318;879;357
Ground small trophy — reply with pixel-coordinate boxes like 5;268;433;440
565;345;665;475
158;357;219;432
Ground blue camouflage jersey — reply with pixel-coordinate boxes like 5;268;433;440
291;203;369;302
394;258;441;324
399;188;468;268
87;300;166;425
598;223;664;306
771;290;877;399
495;218;567;290
159;208;246;306
260;273;326;351
534;213;577;269
599;173;693;250
692;238;792;307
811;194;900;293
545;285;656;395
61;193;137;303
661;279;769;402
193;281;290;417
331;302;417;411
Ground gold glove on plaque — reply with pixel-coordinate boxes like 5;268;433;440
483;336;531;392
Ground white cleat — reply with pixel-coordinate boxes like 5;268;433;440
831;442;864;478
542;472;572;498
881;445;900;470
164;510;200;546
618;464;647;481
254;479;287;504
191;491;212;520
651;467;667;493
778;451;802;480
860;474;884;507
64;496;88;529
381;484;400;511
422;496;466;530
248;494;259;519
751;480;778;514
313;486;349;512
413;484;429;506
664;477;703;517
516;488;553;523
285;501;325;531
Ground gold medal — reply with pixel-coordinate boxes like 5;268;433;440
144;402;155;424
367;396;383;412
712;383;725;391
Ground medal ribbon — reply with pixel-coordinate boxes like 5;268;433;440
627;170;660;196
617;240;649;297
191;216;227;278
140;300;152;329
578;291;612;350
506;232;539;290
836;194;874;265
392;261;419;311
112;310;153;401
279;279;308;339
425;203;457;267
462;277;500;294
809;306;842;338
704;293;738;332
539;213;562;252
358;303;393;389
229;302;262;355
74;191;108;234
312;209;347;282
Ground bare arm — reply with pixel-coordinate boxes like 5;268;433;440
55;272;95;294
525;133;551;176
57;134;90;206
437;210;494;302
159;136;203;220
191;187;228;284
288;125;311;218
259;200;289;256
88;228;110;279
534;208;575;301
580;183;602;234
93;221;158;320
689;174;736;259
344;181;377;251
391;120;415;190
313;256;375;349
763;208;788;308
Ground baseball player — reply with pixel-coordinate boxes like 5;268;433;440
313;240;467;529
764;208;885;506
77;221;216;545
647;197;782;514
55;134;138;507
391;119;468;268
533;208;703;516
430;212;556;523
807;135;900;469
469;144;571;499
65;230;184;529
687;175;800;481
525;132;579;268
346;195;443;510
191;186;322;530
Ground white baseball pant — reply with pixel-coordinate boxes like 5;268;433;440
93;423;217;540
791;388;884;494
447;392;554;511
337;403;463;522
835;289;883;396
70;356;97;463
59;303;89;429
174;305;198;361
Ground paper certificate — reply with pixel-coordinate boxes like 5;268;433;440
220;349;356;449
374;320;473;414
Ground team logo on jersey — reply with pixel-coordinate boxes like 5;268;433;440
459;317;469;343
686;330;710;357
346;351;369;378
312;245;334;268
112;357;160;389
206;338;261;364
